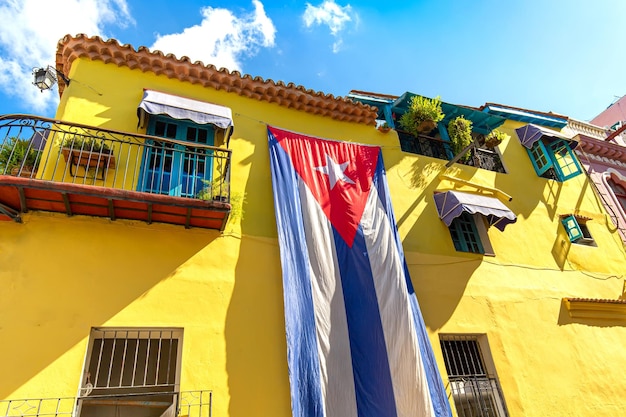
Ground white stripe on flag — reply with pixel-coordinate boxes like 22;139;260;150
299;179;358;417
361;184;437;417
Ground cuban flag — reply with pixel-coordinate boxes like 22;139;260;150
268;126;452;417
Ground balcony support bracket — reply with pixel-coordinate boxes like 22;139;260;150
0;202;21;222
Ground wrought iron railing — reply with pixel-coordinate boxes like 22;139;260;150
398;130;452;160
0;115;231;202
448;377;509;417
465;148;506;173
397;130;506;173
1;390;212;417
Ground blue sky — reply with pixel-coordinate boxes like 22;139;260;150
0;0;625;124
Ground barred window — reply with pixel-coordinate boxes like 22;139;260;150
440;335;509;417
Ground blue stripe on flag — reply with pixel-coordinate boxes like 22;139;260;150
334;223;397;417
372;156;452;417
269;132;325;417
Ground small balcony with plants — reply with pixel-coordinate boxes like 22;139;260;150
0;114;232;230
381;92;509;173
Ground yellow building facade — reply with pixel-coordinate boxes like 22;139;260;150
1;34;626;417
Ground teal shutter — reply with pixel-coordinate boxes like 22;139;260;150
527;140;554;176
561;215;583;242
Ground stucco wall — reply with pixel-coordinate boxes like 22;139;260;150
2;56;626;417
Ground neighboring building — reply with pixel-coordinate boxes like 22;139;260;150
2;34;626;417
566;118;626;245
591;94;626;130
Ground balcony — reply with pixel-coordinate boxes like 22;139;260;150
0;115;232;230
448;376;509;417
0;390;212;417
397;130;506;173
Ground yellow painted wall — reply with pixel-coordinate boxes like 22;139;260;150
2;55;626;417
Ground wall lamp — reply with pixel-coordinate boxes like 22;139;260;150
32;65;70;92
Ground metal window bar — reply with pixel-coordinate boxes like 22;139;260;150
87;329;179;392
0;115;231;203
440;335;509;417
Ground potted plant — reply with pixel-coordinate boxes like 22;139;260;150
377;121;391;133
398;95;445;135
447;116;473;157
61;136;115;172
0;137;41;177
484;129;508;149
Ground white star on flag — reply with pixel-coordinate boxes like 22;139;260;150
314;154;355;190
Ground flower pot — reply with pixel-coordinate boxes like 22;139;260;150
10;166;35;178
377;126;391;133
416;119;437;133
484;137;502;149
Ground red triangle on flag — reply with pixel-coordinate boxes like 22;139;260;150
270;127;380;247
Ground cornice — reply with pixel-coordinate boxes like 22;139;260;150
55;34;379;125
563;297;626;321
577;135;626;164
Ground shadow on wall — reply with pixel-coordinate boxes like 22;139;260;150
0;217;218;399
224;128;292;417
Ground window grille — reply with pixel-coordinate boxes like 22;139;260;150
440;335;509;417
84;328;182;394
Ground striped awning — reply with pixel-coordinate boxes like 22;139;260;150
434;191;517;231
515;124;578;149
138;89;233;130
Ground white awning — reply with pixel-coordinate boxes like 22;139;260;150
137;89;234;130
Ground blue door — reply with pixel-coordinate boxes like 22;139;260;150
140;116;214;197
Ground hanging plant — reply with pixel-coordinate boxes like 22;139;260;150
398;95;445;135
484;129;508;149
447;115;473;156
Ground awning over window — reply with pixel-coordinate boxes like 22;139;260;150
137;89;234;130
515;124;578;149
434;191;517;231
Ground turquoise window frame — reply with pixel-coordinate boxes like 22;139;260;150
561;215;583;242
526;138;582;182
139;115;215;197
449;213;484;254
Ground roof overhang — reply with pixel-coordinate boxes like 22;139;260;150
434;191;517;232
482;104;568;128
515;124;579;149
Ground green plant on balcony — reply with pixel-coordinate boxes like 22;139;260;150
0;137;41;176
61;136;115;175
484;129;508;149
398;95;445;135
448;115;473;157
62;136;111;153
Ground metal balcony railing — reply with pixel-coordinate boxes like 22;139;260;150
397;130;506;173
1;390;212;417
0;115;231;202
465;148;506;173
448;377;509;417
398;130;452;161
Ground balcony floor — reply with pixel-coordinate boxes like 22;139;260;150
0;176;230;230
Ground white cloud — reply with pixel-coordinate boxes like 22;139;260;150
151;1;276;72
0;0;133;113
302;0;354;52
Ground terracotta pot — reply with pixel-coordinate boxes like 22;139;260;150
416;119;437;133
10;166;34;178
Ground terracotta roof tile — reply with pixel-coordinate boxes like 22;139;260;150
56;34;378;125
